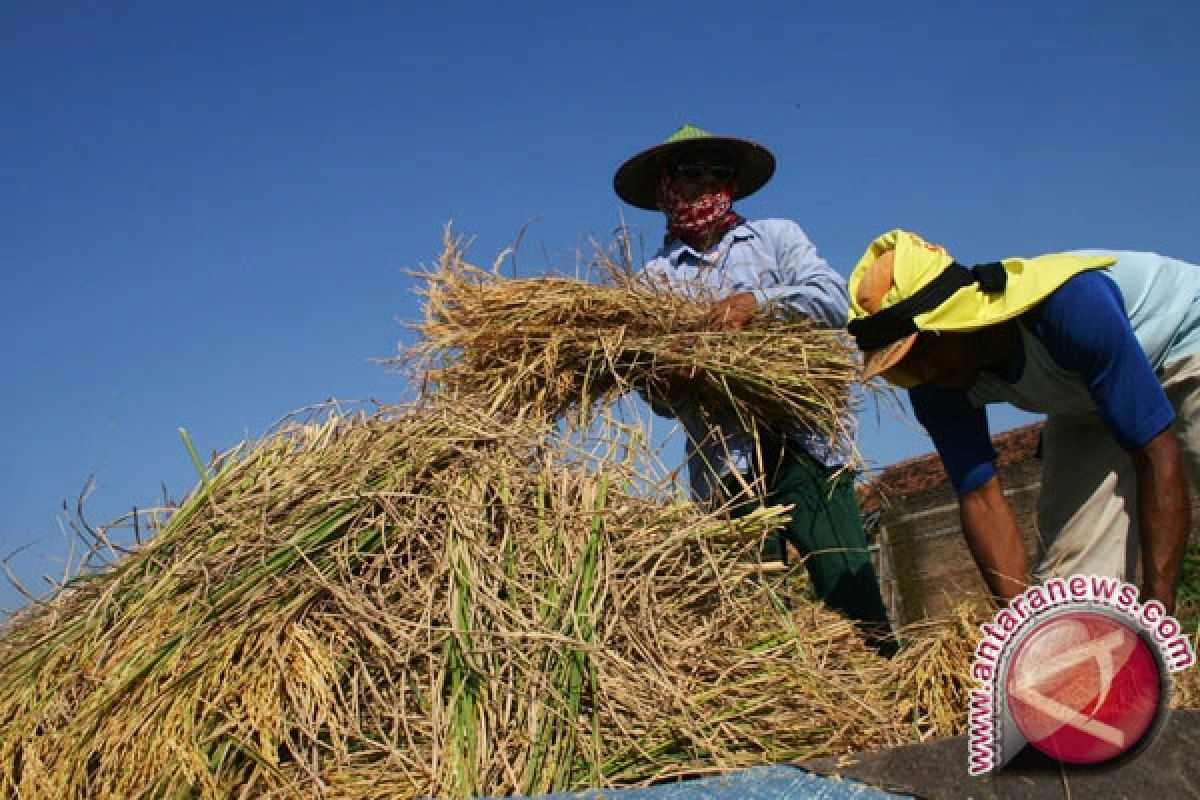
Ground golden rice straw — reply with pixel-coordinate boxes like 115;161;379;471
397;230;859;450
0;402;937;799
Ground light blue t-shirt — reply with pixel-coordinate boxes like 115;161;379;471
1077;250;1200;367
641;218;851;500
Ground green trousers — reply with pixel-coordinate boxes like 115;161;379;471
725;446;892;632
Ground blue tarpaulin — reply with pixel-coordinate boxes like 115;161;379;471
490;765;909;799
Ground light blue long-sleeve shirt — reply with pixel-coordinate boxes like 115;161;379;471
641;218;851;500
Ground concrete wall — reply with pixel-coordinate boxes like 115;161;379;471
864;423;1200;627
863;425;1042;627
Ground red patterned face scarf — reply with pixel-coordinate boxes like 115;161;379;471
656;168;743;243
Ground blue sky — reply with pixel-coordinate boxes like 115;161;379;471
2;1;1198;613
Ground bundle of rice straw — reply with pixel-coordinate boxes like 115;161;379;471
399;232;859;446
0;403;939;799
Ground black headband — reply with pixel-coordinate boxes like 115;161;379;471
847;261;1007;351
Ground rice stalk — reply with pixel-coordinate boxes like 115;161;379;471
394;230;859;450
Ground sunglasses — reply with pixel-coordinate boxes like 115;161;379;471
672;163;736;182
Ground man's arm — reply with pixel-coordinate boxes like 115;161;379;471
750;219;849;328
959;475;1030;604
910;385;1024;602
1132;427;1190;615
1032;272;1187;609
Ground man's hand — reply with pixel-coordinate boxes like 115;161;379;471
959;475;1030;605
1132;427;1189;615
708;292;758;331
650;292;755;403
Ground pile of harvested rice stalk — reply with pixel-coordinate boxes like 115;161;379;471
4;230;1195;799
398;232;858;445
0;404;936;799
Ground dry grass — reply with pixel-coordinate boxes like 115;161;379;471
0;404;934;799
397;231;859;447
887;605;982;741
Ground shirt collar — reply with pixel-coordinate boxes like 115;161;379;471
663;221;756;266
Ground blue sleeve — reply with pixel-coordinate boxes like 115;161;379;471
1028;272;1175;450
909;385;998;495
752;219;849;329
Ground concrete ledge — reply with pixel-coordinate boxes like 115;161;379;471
798;709;1200;799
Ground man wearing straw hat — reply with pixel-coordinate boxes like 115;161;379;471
846;229;1200;614
613;124;892;643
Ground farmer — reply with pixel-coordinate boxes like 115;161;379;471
613;124;892;643
847;229;1200;614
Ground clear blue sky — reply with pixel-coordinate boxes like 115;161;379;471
3;1;1198;613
